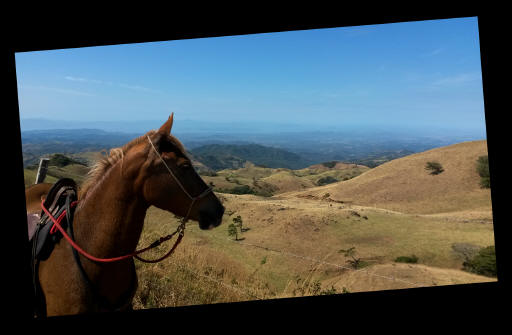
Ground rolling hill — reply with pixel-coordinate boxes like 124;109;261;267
200;161;370;196
21;140;496;307
283;140;492;215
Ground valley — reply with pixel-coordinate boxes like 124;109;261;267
21;132;496;307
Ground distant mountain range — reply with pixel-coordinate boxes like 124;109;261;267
19;126;487;170
19;118;325;134
19;118;487;138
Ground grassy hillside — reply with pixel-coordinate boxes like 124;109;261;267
190;143;312;170
23;153;91;187
201;162;369;196
133;191;495;308
286;140;492;215
131;140;495;308
23;169;59;187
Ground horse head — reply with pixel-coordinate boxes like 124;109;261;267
130;114;224;230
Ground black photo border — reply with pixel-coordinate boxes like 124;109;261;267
5;8;507;329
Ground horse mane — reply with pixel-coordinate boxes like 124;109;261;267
79;130;156;199
79;129;188;200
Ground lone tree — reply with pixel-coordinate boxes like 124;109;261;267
338;247;363;269
425;161;444;175
476;155;490;188
227;223;239;241
232;215;244;232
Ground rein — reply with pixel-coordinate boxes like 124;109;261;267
41;199;185;263
39;134;212;264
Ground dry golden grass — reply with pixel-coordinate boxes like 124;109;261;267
261;171;315;193
132;206;278;309
320;263;496;294
285;140;492;215
133;181;496;309
306;162;369;173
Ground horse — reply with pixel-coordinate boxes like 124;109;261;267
27;114;225;317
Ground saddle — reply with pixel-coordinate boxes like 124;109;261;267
30;178;78;260
30;178;78;318
29;178;136;317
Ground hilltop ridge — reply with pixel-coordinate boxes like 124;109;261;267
283;140;491;215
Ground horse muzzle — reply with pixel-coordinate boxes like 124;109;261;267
198;202;225;230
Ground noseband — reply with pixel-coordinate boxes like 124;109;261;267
146;135;212;224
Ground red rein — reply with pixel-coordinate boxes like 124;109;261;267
40;200;183;264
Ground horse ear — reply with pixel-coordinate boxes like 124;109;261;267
158;113;174;134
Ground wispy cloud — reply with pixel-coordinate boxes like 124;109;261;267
65;75;161;93
119;83;161;93
432;72;481;86
65;76;103;84
423;48;444;57
21;85;95;97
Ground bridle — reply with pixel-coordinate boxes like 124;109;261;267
146;134;213;224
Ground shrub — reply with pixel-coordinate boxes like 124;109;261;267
316;176;339;186
462;245;497;277
322;161;338;168
230;185;255;194
395;255;418;263
218;185;255;195
338;247;368;269
425;161;444;175
320;286;338;295
476;155;490;188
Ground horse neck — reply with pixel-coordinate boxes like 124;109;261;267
74;161;149;259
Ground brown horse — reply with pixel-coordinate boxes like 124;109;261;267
28;114;224;316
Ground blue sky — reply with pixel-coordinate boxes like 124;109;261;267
15;17;485;133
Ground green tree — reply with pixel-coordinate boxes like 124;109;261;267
316;176;339;186
227;223;239;241
463;245;496;277
425;161;444;175
476;155;490;188
338;247;363;269
233;215;244;232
